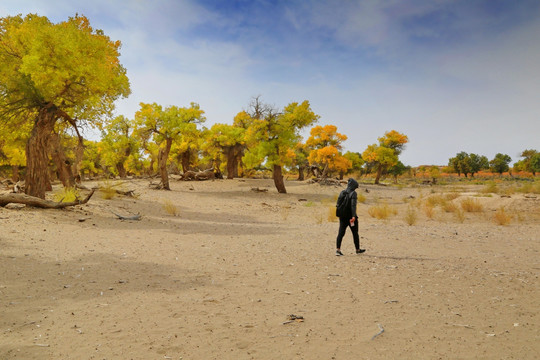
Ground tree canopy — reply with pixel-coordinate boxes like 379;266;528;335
0;14;130;197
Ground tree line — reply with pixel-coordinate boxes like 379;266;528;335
1;14;415;197
1;14;537;199
447;151;539;177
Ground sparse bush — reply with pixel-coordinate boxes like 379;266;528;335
520;181;540;194
53;187;79;203
494;207;512;226
404;206;417;226
455;208;466;223
461;198;483;212
357;193;366;203
99;179;117;200
162;199;179;216
445;193;459;201
483;181;498;194
443;201;458;213
368;203;397;220
423;203;435;219
327;205;338;222
426;195;445;207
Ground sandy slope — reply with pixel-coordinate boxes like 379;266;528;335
1;178;539;359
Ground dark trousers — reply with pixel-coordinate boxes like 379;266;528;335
336;216;360;250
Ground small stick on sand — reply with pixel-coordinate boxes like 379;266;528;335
451;323;474;329
111;211;142;221
371;324;384;340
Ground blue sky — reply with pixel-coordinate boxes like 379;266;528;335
2;0;539;166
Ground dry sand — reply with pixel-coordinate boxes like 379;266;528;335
1;178;539;359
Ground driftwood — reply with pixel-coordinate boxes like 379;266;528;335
308;178;343;186
180;169;216;181
110;211;142;221
77;183;136;197
371;324;385;340
251;187;268;192
0;189;95;209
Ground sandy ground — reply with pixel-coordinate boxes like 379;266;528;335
0;178;539;359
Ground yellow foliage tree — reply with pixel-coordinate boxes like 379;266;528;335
306;125;350;178
362;130;409;184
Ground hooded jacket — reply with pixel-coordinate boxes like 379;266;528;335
338;178;359;219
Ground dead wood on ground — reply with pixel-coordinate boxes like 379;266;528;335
0;189;95;209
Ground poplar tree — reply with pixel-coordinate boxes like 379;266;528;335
0;14;130;198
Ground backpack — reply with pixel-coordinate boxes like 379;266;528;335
335;190;350;217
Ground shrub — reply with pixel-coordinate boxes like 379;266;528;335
53;187;79;203
357;193;367;203
162;199;179;216
327;205;338;222
494;207;512;226
443;201;458;213
445;193;459;201
368;203;397;220
404;206;417;226
461;198;483;212
423;204;435;219
99;179;117;200
483;181;498;194
455;208;466;223
426;195;445;207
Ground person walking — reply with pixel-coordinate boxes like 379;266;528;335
335;178;366;256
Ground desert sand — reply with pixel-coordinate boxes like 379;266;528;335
1;178;539;359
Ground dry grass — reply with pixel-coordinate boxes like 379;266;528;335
461;198;483;212
442;201;458;213
454;208;466;223
99;180;118;200
482;182;498;194
494;207;512;226
162;199;179;216
357;193;367;203
404;206;417;226
426;195;446;207
517;181;540;194
53;187;80;203
445;192;460;201
368;203;398;220
327;205;338;222
423;204;435;219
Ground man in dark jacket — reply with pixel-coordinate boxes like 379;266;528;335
336;178;365;256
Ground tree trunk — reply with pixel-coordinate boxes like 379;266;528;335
158;138;173;190
374;165;383;185
12;165;19;183
297;166;305;181
181;150;190;173
25;107;57;199
321;163;329;178
273;164;287;193
226;148;235;179
49;132;75;188
74;140;84;182
116;162;127;178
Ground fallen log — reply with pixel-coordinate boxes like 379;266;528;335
0;189;95;209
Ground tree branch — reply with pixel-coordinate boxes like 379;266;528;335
0;189;95;208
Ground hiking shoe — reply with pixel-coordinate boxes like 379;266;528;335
335;250;344;256
356;249;366;254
